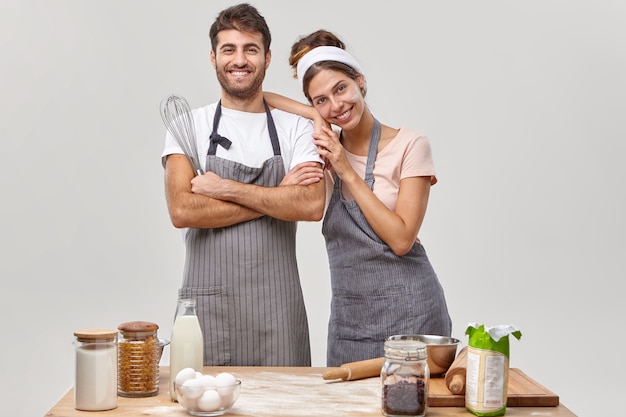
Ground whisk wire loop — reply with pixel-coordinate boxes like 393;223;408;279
160;95;204;175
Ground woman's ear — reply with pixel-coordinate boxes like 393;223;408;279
356;73;367;96
356;73;365;89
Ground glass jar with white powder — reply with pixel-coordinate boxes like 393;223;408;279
73;328;118;411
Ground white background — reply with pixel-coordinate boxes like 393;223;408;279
1;1;624;416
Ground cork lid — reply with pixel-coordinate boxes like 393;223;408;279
118;321;159;334
74;328;118;342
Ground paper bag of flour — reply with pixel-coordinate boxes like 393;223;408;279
464;323;522;416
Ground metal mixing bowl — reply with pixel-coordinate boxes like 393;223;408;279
388;334;460;376
157;338;170;362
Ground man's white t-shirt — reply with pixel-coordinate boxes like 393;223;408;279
161;102;323;171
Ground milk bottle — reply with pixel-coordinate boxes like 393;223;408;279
169;298;204;401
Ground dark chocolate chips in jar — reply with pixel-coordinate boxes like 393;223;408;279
383;379;427;416
381;335;430;417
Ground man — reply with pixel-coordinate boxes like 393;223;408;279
162;3;325;366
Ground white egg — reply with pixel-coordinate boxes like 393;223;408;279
196;371;203;378
197;389;222;412
220;390;236;408
215;372;237;396
179;393;198;410
198;374;218;389
181;378;205;399
174;367;197;387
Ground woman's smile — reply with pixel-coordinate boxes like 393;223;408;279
334;108;352;123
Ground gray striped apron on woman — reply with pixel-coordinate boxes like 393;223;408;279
179;100;311;366
322;118;452;367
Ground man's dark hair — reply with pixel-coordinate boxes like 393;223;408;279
209;3;271;54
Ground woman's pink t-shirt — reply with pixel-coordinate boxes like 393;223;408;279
331;127;437;212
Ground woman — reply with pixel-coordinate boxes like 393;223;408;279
266;30;452;367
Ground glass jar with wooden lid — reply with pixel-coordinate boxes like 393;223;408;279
74;328;118;411
117;321;160;397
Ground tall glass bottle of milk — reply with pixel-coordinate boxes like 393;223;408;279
169;298;204;401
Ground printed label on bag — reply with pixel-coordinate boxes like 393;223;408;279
465;347;508;414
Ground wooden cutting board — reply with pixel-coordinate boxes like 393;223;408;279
429;368;559;407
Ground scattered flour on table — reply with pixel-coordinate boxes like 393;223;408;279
140;405;187;415
229;371;381;416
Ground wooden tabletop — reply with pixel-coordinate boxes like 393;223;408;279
45;366;577;417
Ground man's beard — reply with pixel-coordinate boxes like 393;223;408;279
216;65;265;100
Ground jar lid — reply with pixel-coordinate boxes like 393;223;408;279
74;328;118;342
384;336;428;360
118;321;159;333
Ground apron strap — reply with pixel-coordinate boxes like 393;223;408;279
264;100;281;156
208;100;232;155
208;100;281;156
364;118;381;189
335;117;381;191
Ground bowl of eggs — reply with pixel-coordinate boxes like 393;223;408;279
173;368;241;416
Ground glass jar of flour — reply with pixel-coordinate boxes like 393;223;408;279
73;328;118;411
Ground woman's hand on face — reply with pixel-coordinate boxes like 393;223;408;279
313;126;351;178
313;113;331;135
280;162;324;186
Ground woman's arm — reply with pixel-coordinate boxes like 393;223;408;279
264;92;327;133
345;175;430;256
313;126;429;256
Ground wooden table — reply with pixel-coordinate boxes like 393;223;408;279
45;366;577;416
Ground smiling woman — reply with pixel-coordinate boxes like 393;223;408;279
1;2;624;417
266;29;452;367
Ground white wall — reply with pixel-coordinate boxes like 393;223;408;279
1;1;624;416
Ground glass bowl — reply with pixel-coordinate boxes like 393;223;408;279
174;379;241;416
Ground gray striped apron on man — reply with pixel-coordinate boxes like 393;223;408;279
322;118;452;367
179;100;311;366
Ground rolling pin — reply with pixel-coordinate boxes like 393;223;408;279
322;357;385;381
444;346;468;394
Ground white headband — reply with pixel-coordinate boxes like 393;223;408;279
296;46;365;90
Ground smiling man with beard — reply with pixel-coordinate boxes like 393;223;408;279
161;3;325;366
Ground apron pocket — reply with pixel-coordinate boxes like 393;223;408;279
178;286;231;366
328;237;387;269
331;286;416;341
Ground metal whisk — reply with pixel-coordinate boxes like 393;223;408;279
160;94;204;175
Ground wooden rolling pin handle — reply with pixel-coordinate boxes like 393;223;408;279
448;374;465;394
444;345;468;394
322;366;350;380
322;357;385;381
